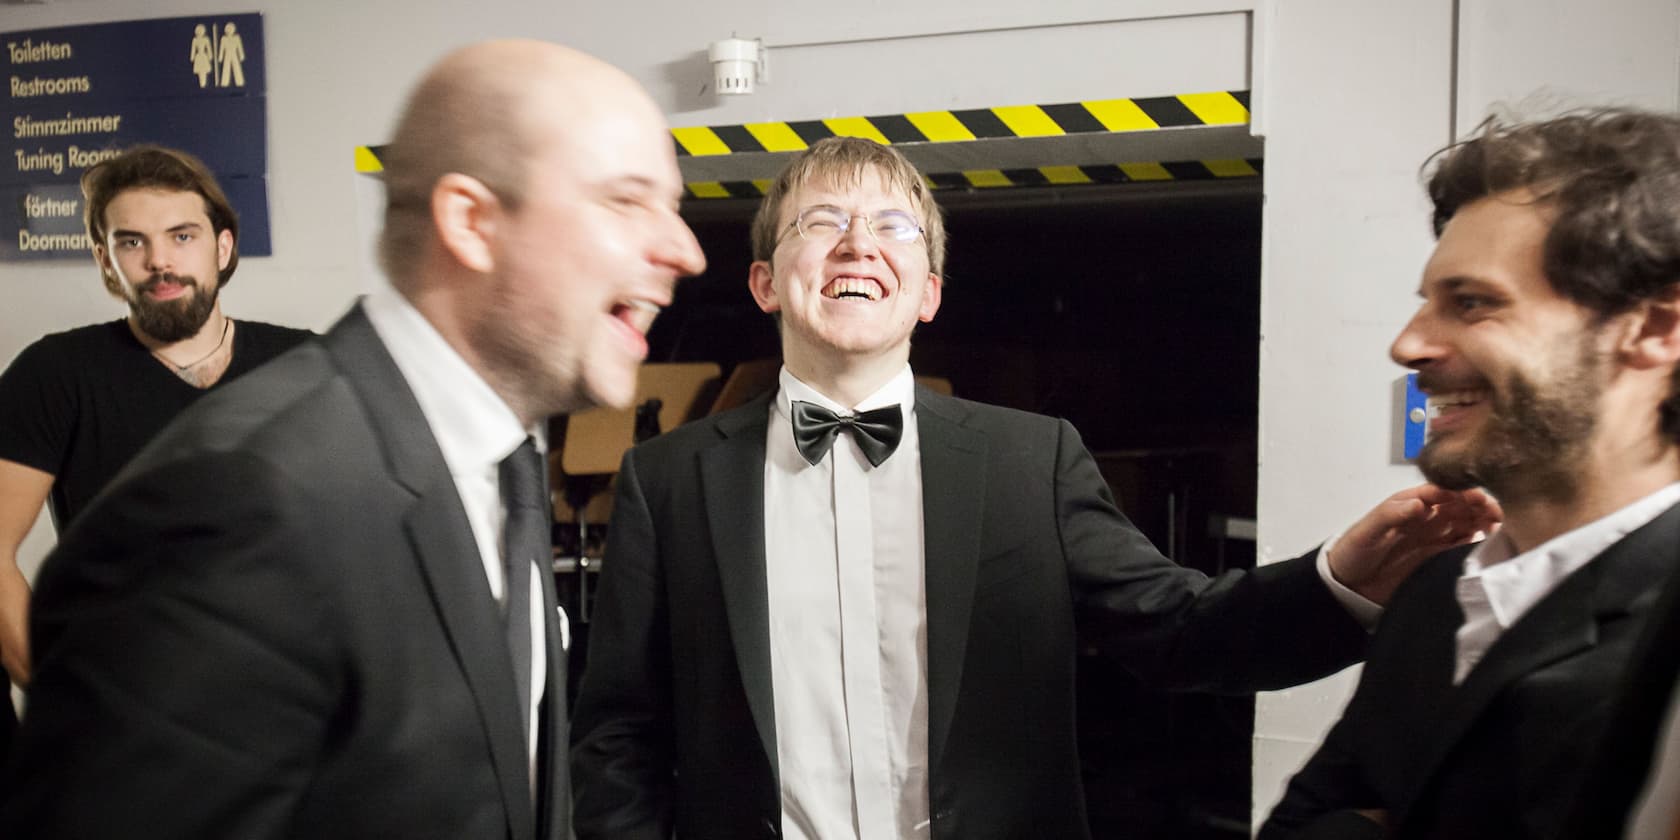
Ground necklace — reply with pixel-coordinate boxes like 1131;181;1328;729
152;317;231;374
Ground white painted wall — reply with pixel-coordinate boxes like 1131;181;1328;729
1251;0;1459;822
1456;0;1680;128
3;0;1677;830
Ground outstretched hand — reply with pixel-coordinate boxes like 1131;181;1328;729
1328;484;1502;604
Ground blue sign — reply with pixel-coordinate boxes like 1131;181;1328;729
2;14;269;261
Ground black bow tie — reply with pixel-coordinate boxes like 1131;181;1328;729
790;401;904;467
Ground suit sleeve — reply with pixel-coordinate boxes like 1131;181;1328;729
1053;419;1367;691
0;451;341;838
570;448;676;840
1257;710;1387;840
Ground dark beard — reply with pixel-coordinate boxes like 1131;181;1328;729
128;274;217;343
1416;336;1601;501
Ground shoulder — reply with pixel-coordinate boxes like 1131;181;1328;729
637;399;761;458
233;319;315;352
234;319;314;339
615;396;770;480
1376;546;1474;622
1;320;130;382
141;341;356;465
222;320;316;378
13;319;129;358
916;388;1068;438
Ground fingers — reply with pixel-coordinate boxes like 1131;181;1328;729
1372;485;1502;558
1336;485;1496;562
1330;484;1502;603
1394;484;1502;532
1386;483;1462;507
1426;488;1503;538
1359;495;1430;535
1387;483;1493;513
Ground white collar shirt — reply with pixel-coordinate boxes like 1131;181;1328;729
764;365;929;840
1453;483;1680;684
363;286;548;786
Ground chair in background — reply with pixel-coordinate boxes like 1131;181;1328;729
550;361;721;624
708;358;781;415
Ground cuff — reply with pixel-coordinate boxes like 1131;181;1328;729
1317;532;1383;631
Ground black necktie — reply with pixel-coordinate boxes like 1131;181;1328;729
498;437;547;736
790;401;904;467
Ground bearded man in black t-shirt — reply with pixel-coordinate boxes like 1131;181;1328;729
0;146;312;718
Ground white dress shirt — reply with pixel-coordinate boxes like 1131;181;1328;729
765;366;929;840
1452;483;1680;684
363;286;548;785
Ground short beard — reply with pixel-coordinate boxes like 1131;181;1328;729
1416;334;1602;502
470;280;589;423
128;274;217;342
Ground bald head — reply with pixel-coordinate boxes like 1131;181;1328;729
378;40;653;285
370;39;703;424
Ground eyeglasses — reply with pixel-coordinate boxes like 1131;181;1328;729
787;205;924;245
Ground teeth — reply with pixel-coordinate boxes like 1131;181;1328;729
1427;390;1488;415
626;299;662;314
824;277;881;301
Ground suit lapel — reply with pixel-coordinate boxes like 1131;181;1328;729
323;304;535;839
1400;503;1680;811
699;394;778;776
915;388;988;770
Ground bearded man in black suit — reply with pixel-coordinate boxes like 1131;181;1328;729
1262;107;1680;840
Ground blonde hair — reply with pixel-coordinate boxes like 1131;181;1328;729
750;136;946;277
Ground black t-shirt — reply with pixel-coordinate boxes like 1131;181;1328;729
0;318;313;531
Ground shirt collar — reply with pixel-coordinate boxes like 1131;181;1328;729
774;365;917;421
361;284;533;473
1463;481;1680;627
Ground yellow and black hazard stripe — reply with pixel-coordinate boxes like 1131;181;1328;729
357;148;1262;196
682;158;1262;200
670;91;1250;156
354;145;384;174
357;91;1257;195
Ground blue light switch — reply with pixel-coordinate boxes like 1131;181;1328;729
1402;373;1427;460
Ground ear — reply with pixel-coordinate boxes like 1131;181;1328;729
431;173;501;273
215;228;234;271
917;272;943;323
1619;285;1680;370
92;242;113;277
748;260;780;314
92;242;123;298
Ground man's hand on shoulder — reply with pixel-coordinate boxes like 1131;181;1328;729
1328;484;1501;604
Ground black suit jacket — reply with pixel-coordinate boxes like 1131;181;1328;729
572;387;1365;840
0;305;569;839
1259;502;1680;840
1558;541;1680;838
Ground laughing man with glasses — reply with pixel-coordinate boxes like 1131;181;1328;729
571;135;1499;840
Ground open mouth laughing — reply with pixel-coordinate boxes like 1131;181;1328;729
608;296;666;357
822;275;885;302
1426;388;1490;431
